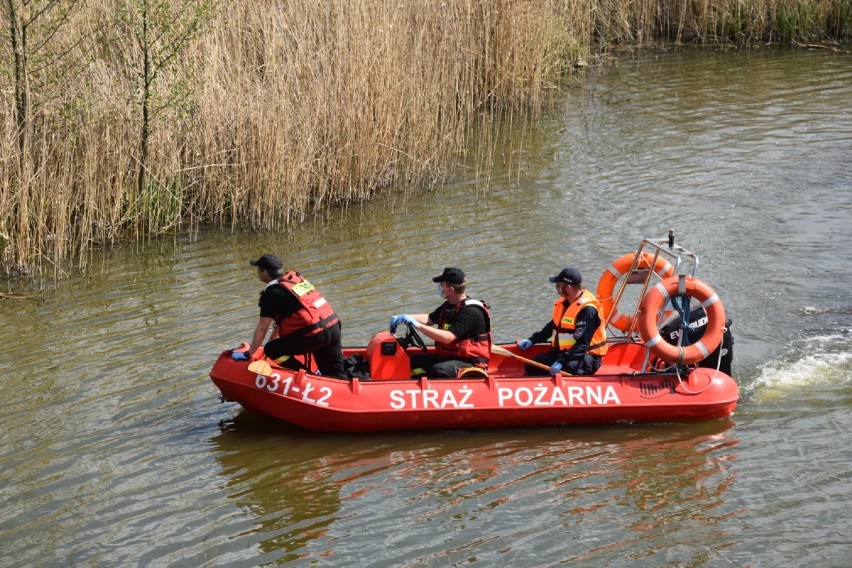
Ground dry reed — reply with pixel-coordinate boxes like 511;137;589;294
1;0;848;277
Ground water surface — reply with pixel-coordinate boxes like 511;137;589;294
1;47;850;567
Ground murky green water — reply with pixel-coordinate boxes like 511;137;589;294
1;48;850;566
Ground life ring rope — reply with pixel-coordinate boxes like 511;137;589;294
638;276;726;366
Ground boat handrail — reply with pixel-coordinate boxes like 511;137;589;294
606;229;701;372
641;229;700;277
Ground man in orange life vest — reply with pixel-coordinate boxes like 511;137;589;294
516;267;608;376
232;254;347;379
389;267;492;379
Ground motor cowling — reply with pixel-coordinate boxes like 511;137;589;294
660;306;734;375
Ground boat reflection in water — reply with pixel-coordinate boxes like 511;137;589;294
211;413;346;563
211;412;739;564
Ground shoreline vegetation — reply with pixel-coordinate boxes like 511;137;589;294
2;0;849;278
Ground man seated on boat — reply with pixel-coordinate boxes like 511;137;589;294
516;267;608;376
389;267;492;378
231;254;347;379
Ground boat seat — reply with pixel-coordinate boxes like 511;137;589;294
365;331;412;381
597;342;651;375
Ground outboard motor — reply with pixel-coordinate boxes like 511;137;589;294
660;306;734;376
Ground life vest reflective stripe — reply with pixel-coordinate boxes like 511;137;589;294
434;299;492;367
274;271;339;337
638;276;725;365
551;289;609;357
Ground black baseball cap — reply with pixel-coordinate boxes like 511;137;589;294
548;267;582;285
432;267;466;285
249;254;283;272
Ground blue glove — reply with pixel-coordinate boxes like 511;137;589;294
401;314;419;328
389;315;405;333
549;361;563;376
517;339;533;351
231;351;250;361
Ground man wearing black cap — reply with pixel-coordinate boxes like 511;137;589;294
389;267;492;378
232;253;346;379
515;267;608;376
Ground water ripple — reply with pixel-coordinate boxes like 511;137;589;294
2;48;851;567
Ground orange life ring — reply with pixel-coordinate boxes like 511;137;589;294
596;252;675;331
638;276;726;365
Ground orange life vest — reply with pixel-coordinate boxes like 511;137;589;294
434;299;492;367
551;289;609;357
273;271;339;337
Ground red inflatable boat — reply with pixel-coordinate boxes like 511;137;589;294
210;234;739;432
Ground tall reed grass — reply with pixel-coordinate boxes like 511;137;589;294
1;0;849;277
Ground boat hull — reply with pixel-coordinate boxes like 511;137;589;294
209;343;738;432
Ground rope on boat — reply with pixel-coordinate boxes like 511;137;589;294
672;324;728;395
